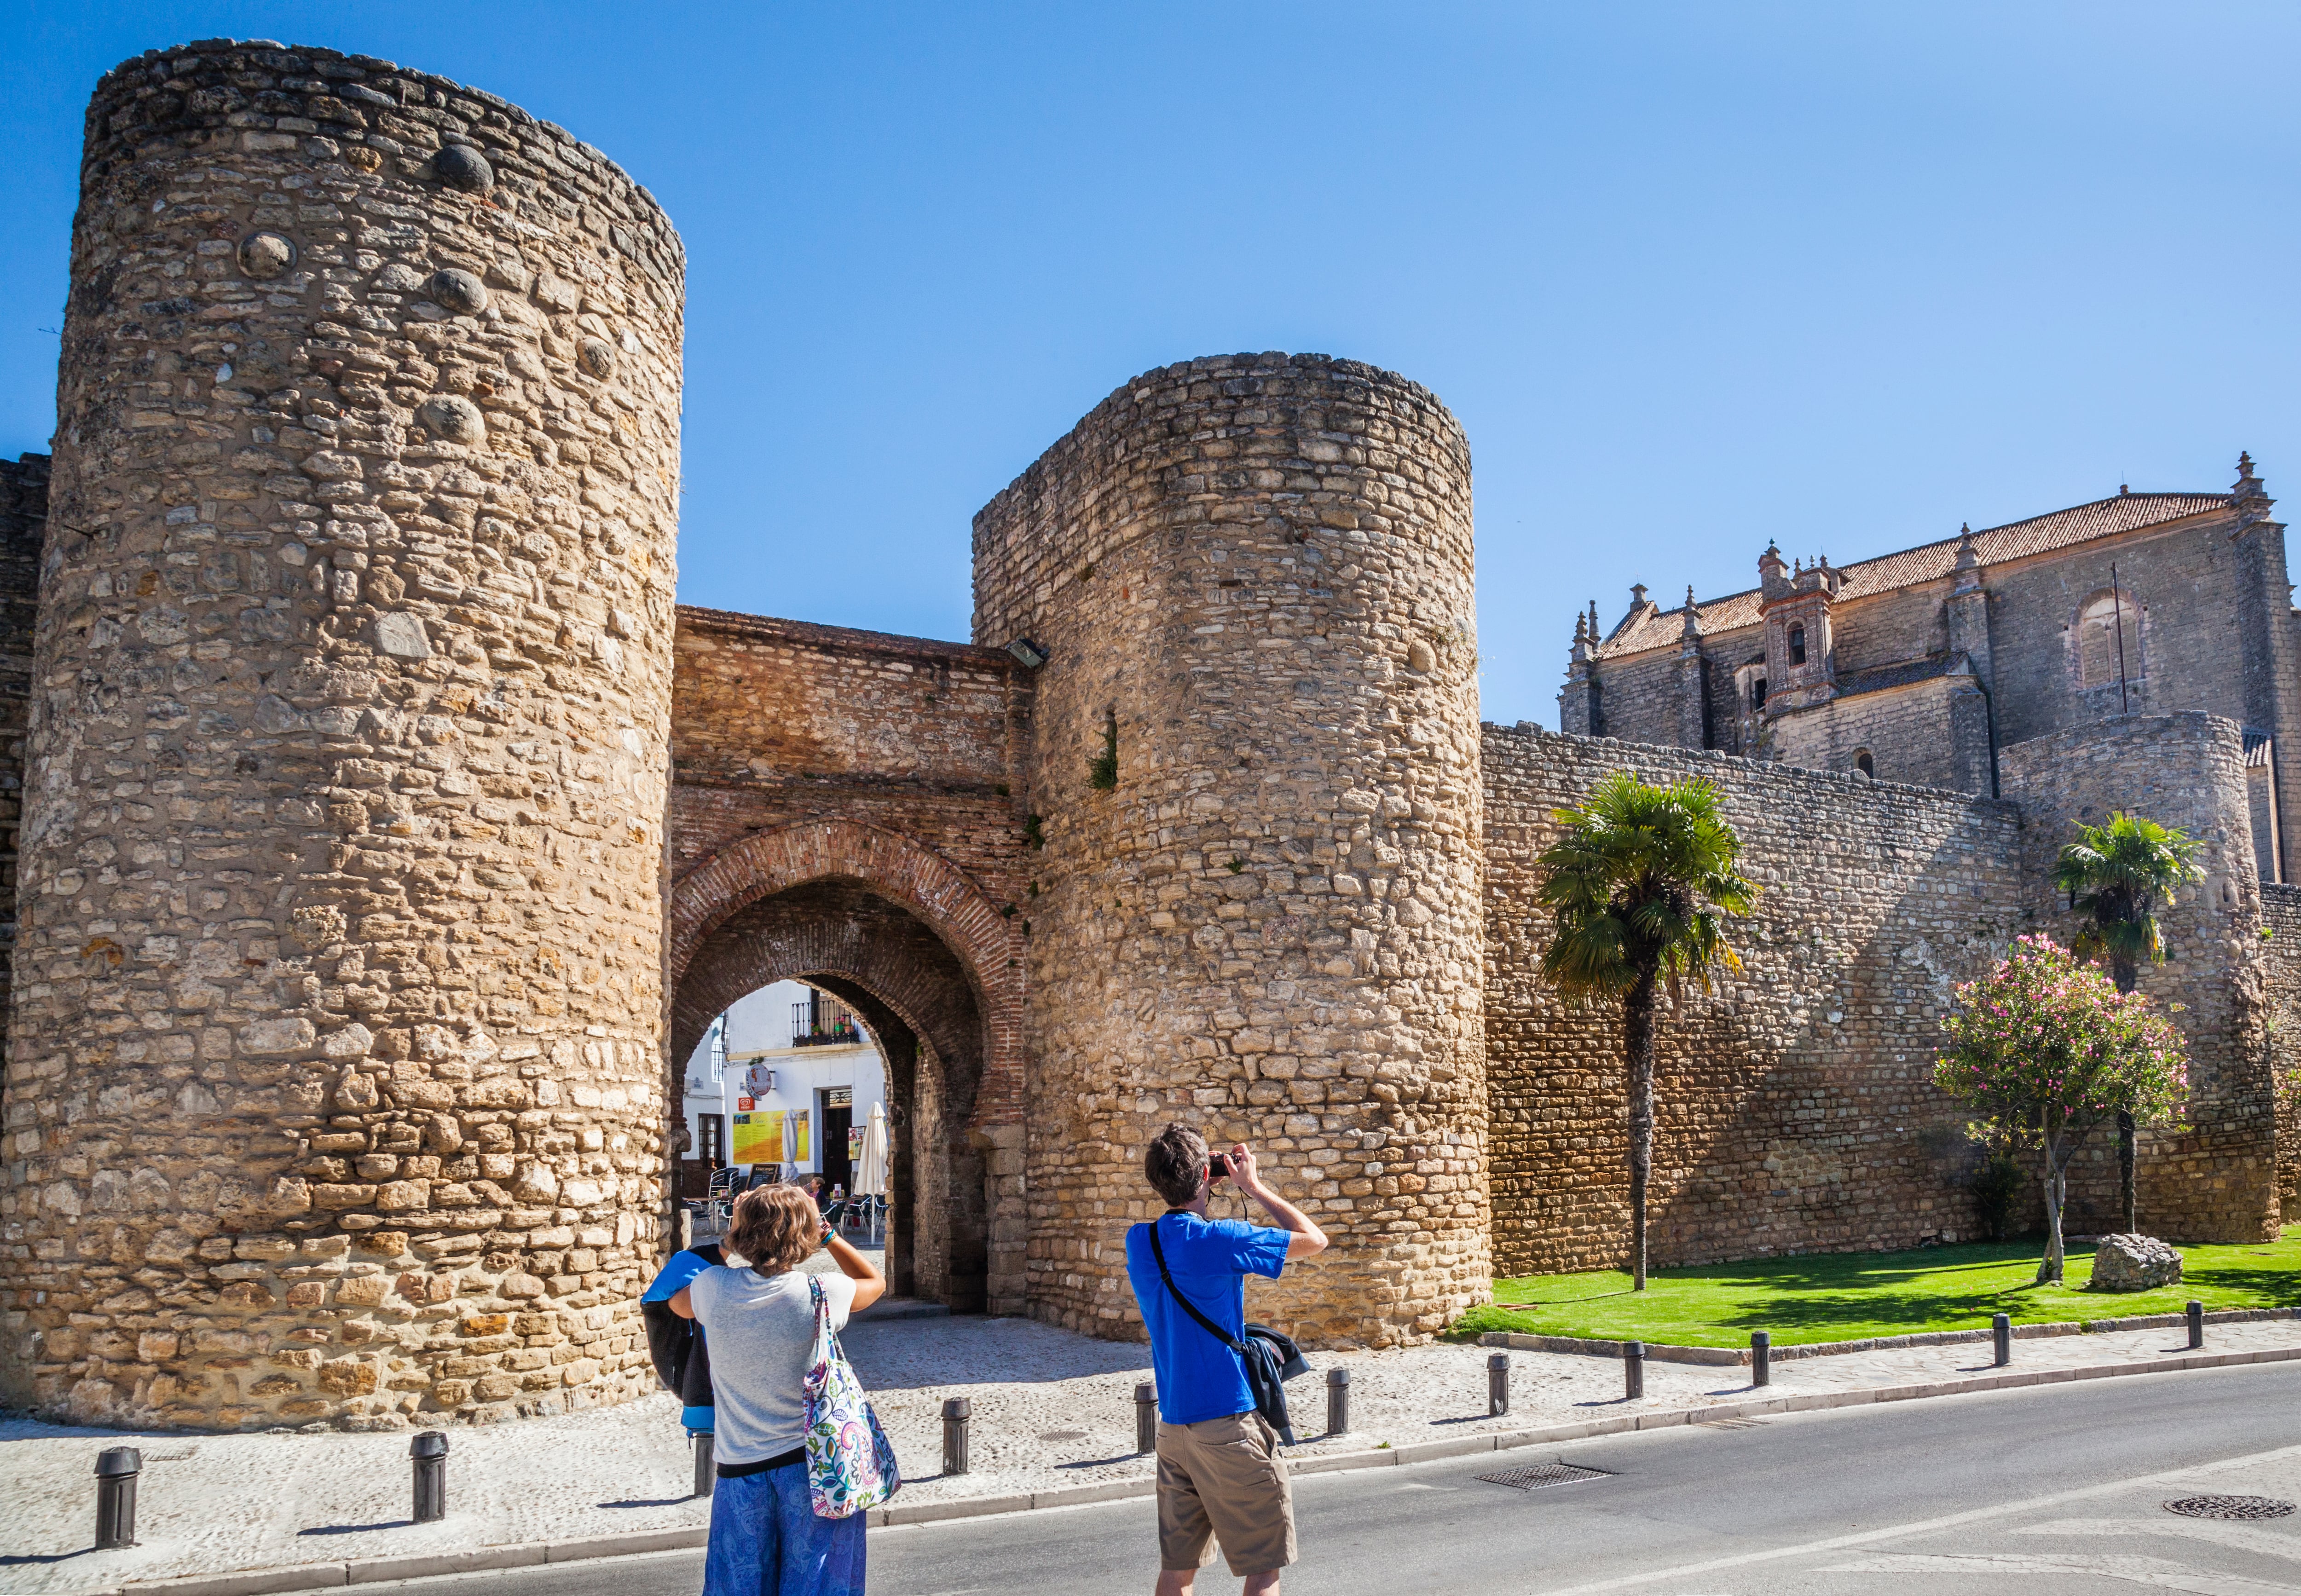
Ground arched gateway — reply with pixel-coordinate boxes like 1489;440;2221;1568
665;611;1032;1315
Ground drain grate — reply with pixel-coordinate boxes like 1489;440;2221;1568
1036;1429;1088;1443
2165;1496;2296;1521
1476;1462;1611;1492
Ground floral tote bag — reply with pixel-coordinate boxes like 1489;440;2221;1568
803;1274;902;1518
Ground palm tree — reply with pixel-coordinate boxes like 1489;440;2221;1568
2050;811;2204;1234
1537;772;1757;1289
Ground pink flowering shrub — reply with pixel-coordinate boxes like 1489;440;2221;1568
1934;934;2187;1282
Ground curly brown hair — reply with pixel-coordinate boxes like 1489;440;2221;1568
726;1183;821;1275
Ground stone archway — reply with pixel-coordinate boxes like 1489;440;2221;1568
666;820;1025;1310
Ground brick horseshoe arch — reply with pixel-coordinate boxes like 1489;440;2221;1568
666;818;1024;1123
665;819;1028;1314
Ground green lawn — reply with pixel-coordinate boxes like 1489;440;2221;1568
1451;1227;2301;1348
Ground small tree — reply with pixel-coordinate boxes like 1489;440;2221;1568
1935;935;2186;1284
2051;812;2203;1233
1537;772;1757;1290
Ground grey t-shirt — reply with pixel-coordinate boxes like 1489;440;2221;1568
688;1265;857;1463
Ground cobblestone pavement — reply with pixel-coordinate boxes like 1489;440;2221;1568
7;1313;2301;1592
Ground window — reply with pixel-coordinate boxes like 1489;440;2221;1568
1750;676;1767;709
2077;591;2140;689
1787;624;1807;666
1855;749;1874;777
696;1113;725;1164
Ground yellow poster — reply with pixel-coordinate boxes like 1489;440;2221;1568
731;1110;783;1165
788;1109;809;1164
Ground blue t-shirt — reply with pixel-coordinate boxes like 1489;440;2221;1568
1125;1210;1291;1425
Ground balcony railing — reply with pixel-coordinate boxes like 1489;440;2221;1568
791;996;861;1048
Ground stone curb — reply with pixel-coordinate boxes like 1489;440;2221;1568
75;1341;2301;1595
1481;1304;2301;1365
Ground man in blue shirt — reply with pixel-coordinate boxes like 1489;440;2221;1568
1126;1124;1327;1596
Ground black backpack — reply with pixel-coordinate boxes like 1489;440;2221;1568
1146;1218;1311;1444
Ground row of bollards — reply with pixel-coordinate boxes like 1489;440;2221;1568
89;1432;451;1551
90;1301;2232;1537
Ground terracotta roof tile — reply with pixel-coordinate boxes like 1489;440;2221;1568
1594;492;2233;661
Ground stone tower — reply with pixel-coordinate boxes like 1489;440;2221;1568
1;42;683;1428
973;353;1490;1348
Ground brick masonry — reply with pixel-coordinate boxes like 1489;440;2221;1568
662;608;1033;1314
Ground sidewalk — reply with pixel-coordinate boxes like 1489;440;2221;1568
8;1312;2301;1594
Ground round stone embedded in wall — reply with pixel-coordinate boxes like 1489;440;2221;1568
433;143;495;193
417;393;487;444
578;338;616;380
430;268;488;316
238;230;296;280
1406;639;1437;674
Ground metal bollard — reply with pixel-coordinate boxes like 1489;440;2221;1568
1135;1383;1158;1455
94;1447;141;1549
1488;1352;1511;1417
1326;1367;1351;1436
1993;1313;2012;1367
1624;1341;1645;1400
690;1430;715;1499
1751;1331;1771;1388
942;1397;971;1476
2188;1300;2204;1350
410;1430;449;1524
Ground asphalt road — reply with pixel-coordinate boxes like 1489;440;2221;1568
366;1362;2301;1594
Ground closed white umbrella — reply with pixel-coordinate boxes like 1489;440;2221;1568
854;1102;889;1246
855;1102;888;1196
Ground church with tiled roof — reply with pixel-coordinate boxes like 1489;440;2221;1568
1561;457;2301;881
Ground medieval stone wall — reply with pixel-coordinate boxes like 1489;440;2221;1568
663;607;1032;1313
2261;882;2301;1221
974;352;1489;1349
0;41;683;1430
1999;713;2280;1241
1483;724;2026;1276
0;456;48;1060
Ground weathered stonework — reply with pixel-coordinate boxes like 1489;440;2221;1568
974;353;1490;1350
1485;726;2026;1273
0;42;683;1429
2000;713;2280;1242
3;42;2295;1434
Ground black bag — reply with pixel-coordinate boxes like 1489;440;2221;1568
1147;1218;1311;1445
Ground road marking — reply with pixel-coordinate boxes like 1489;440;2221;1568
1538;1441;2301;1595
2022;1516;2301;1562
1823;1550;2301;1593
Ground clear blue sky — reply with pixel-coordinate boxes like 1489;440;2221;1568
5;4;2296;727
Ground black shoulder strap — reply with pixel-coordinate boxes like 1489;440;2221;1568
1147;1215;1247;1354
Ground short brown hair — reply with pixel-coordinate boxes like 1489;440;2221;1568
726;1184;820;1275
1145;1123;1208;1208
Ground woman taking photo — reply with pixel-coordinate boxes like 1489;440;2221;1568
671;1182;885;1595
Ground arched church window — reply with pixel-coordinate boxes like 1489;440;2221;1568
2077;590;2140;689
1788;623;1807;665
1855;749;1874;777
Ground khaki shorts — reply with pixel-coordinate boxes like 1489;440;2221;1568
1155;1411;1296;1577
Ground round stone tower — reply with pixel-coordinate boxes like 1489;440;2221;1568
973;352;1489;1348
1;41;683;1428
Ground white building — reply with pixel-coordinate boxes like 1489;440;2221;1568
680;980;886;1197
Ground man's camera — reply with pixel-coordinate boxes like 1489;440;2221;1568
1208;1153;1231;1180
